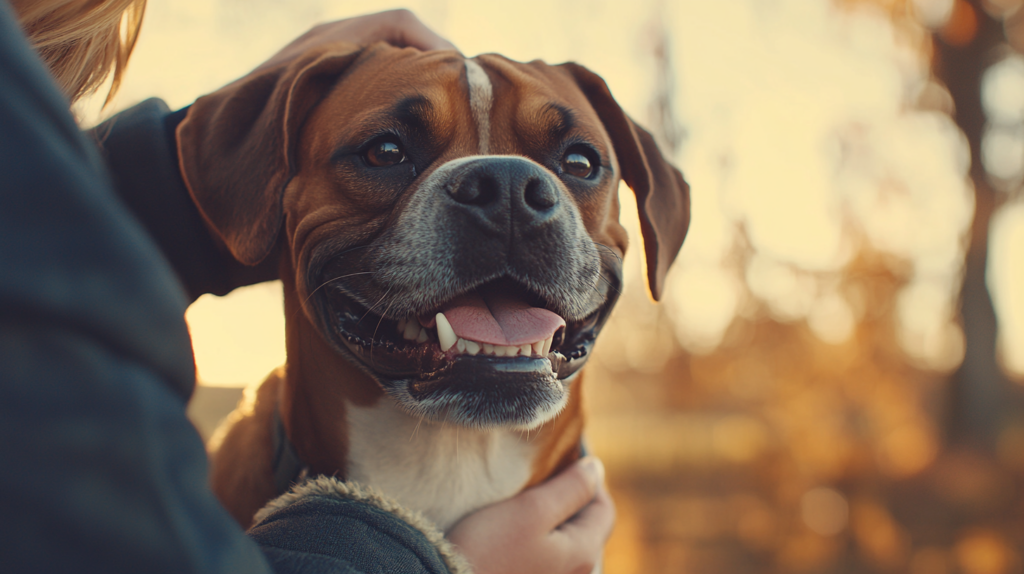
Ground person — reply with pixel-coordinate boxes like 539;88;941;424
0;2;615;573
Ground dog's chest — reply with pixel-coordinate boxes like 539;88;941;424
343;399;538;532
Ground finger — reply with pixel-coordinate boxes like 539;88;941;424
559;479;615;542
382;10;458;51
520;456;604;531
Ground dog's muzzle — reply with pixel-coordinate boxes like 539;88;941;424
312;156;622;429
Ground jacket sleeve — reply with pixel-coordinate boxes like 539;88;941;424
249;477;473;574
0;2;271;571
91;98;279;303
0;3;459;572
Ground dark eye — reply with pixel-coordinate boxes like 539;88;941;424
561;146;597;179
364;138;406;167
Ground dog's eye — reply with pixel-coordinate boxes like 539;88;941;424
561;147;596;179
364;139;406;167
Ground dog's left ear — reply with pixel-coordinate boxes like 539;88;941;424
561;63;691;301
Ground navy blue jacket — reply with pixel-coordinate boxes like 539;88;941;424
0;3;461;572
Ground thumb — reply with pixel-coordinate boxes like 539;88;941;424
519;456;605;531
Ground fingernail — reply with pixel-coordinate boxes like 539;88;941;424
580;456;605;487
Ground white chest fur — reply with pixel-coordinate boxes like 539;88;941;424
344;399;540;532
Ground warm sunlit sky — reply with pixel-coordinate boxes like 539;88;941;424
77;0;1024;386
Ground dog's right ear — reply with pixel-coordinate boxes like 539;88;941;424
176;43;363;265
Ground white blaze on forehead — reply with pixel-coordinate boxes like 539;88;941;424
464;58;492;154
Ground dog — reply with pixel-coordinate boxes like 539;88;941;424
178;41;690;532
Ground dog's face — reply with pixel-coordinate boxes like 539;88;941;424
178;43;690;430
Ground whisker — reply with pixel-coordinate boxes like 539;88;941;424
411;415;425;441
369;295;399;367
304;271;376;306
287;270;379;327
360;285;394;325
593;243;623;264
595;273;622;295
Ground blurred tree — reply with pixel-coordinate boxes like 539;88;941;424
931;0;1019;447
645;0;684;157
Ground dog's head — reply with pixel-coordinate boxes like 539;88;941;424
178;42;690;429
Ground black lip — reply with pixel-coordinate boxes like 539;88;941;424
316;261;620;380
401;355;569;427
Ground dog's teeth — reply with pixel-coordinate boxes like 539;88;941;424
464;340;480;355
542;336;552;356
397;318;407;333
520;344;531;356
416;328;429;344
531;340;543;356
403;319;421;341
482;343;495;355
436;312;457;352
456;338;467;353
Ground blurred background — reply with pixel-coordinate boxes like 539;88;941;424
80;0;1024;572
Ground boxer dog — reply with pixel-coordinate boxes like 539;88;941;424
179;41;690;532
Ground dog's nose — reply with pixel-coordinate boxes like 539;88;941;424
446;157;560;222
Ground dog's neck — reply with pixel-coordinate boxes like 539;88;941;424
343;398;537;532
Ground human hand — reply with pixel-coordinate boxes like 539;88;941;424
448;456;615;574
258;9;456;71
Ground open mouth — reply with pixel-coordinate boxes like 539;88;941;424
313;247;621;428
321;277;601;383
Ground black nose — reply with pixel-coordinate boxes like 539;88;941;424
446;157;560;230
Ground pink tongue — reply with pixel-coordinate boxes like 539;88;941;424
432;289;565;347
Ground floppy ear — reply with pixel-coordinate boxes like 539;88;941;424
560;63;691;301
176;43;364;265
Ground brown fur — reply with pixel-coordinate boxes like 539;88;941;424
207;369;280;527
185;43;690;528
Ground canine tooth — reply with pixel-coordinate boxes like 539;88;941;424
416;329;429;344
464;340;480;355
456;338;467;353
482;343;495;355
542;336;552;356
397;318;407;333
436;312;457;352
403;319;421;341
520;344;531;356
531;340;543;356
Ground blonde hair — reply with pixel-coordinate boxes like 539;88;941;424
11;0;146;105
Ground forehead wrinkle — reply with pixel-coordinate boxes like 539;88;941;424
337;93;447;145
390;95;435;133
537;103;578;141
514;99;587;148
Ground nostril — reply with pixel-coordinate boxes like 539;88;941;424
524;179;557;210
449;175;499;205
